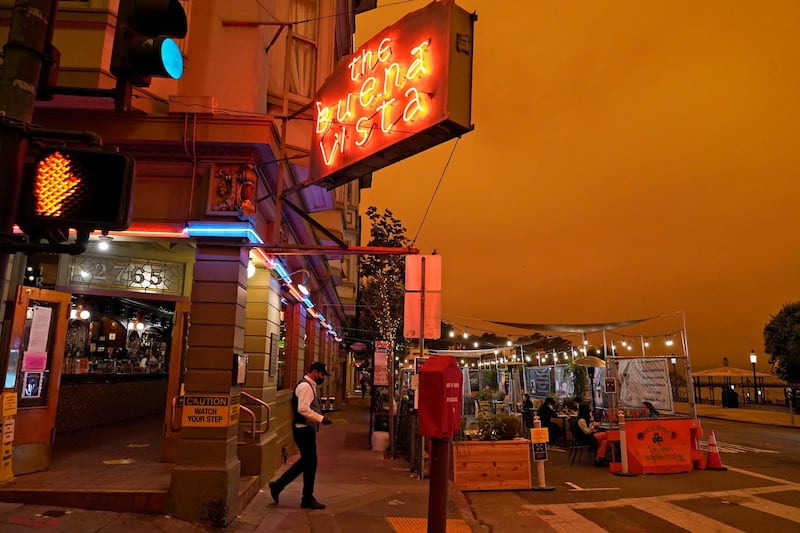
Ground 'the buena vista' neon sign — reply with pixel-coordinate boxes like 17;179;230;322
315;36;433;167
307;0;474;189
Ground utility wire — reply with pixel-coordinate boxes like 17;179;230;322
411;137;459;246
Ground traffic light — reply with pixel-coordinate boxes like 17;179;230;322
17;148;135;242
110;0;188;108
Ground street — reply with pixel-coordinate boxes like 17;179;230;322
463;418;800;532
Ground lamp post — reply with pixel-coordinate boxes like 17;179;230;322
749;349;758;404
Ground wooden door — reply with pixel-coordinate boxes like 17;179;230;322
3;286;71;474
161;300;190;461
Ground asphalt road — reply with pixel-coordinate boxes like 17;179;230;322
463;418;800;532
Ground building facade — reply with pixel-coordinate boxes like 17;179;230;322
0;0;369;523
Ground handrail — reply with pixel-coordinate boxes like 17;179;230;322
238;405;256;445
169;395;183;432
240;390;271;433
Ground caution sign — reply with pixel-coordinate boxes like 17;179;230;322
182;394;240;428
529;427;549;444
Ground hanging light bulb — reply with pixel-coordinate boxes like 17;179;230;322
79;309;90;320
449;330;455;338
462;330;468;339
665;335;674;346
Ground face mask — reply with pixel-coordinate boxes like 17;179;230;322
314;377;324;385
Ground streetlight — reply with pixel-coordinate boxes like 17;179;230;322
749;349;758;404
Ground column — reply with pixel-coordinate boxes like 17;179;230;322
239;268;281;477
169;244;247;525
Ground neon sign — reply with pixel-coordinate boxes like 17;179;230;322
307;1;476;189
315;37;432;166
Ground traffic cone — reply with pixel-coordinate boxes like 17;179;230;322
705;430;727;471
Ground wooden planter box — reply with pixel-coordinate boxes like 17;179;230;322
452;439;532;491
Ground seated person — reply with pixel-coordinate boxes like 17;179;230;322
522;393;534;429
642;401;659;418
537;397;563;444
573;402;609;466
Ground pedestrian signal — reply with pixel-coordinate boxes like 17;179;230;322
17;148;135;241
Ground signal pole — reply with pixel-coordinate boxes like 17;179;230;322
0;0;58;299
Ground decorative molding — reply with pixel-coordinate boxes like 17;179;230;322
208;163;258;219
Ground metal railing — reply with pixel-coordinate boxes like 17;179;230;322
168;391;271;444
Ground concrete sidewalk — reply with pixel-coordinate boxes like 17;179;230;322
0;398;796;532
677;401;800;428
0;397;476;532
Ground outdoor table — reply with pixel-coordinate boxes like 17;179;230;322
555;414;572;446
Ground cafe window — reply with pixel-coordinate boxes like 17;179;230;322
276;298;288;390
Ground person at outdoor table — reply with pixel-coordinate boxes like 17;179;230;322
522;393;534;430
642;401;659;418
576;402;609;466
537;397;563;444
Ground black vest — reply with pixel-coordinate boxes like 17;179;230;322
291;378;322;430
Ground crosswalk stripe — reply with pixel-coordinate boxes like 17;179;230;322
520;506;608;533
699;441;779;454
632;499;745;533
735;495;800;523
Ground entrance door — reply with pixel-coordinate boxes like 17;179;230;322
161;300;190;461
3;286;71;474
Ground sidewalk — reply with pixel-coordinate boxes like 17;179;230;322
0;398;796;532
0;397;477;532
676;401;800;428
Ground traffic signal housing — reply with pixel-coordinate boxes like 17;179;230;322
17;148;135;242
110;0;188;89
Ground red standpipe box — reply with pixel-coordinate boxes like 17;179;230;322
418;355;463;439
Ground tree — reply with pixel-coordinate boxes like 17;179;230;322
763;302;800;384
357;207;409;362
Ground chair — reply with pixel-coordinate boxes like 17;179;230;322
568;418;597;466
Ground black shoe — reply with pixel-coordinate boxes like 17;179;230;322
268;481;280;504
594;459;609;467
300;497;326;510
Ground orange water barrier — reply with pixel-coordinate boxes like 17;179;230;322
608;417;706;474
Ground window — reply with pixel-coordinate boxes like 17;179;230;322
277;298;288;390
289;0;318;98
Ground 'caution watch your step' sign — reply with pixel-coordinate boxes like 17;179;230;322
181;393;240;428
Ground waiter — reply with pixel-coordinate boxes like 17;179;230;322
268;361;332;510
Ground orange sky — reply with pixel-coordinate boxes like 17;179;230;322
354;0;800;372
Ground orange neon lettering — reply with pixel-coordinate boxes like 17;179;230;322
377;38;392;63
383;62;403;96
361;48;375;77
355;117;373;146
316;102;333;134
403;88;425;122
336;93;355;123
377;97;397;133
320;127;347;166
406;40;430;80
348;55;361;81
359;77;378;107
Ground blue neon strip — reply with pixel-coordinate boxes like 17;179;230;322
186;222;263;244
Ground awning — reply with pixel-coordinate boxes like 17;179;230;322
487;317;657;334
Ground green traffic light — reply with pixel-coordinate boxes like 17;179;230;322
161;38;183;79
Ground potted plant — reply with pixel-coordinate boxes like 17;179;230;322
452;411;531;491
475;386;493;414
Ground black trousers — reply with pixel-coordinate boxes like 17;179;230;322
274;425;318;499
